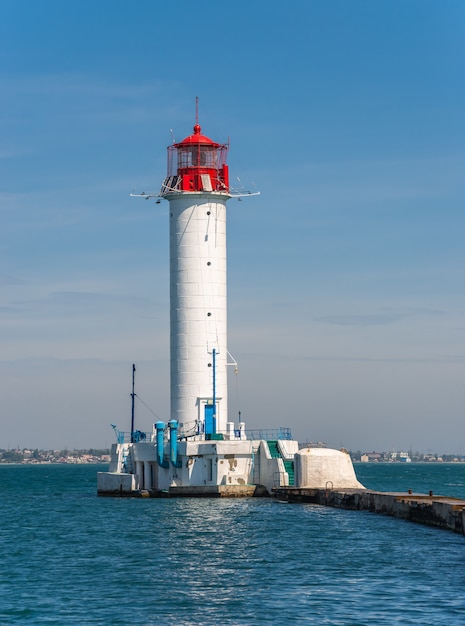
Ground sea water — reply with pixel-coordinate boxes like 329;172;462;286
1;463;465;625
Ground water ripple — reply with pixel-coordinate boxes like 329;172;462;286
1;465;465;624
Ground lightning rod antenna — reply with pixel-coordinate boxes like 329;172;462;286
195;96;199;125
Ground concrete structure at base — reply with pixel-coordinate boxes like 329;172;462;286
97;431;363;496
97;107;364;498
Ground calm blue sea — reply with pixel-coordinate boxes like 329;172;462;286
1;463;465;625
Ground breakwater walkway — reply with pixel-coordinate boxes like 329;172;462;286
274;487;465;535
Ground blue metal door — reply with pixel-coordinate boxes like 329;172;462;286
204;404;215;435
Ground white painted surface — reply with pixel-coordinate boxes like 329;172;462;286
170;440;254;488
167;192;230;436
277;439;299;458
295;447;365;489
97;471;135;493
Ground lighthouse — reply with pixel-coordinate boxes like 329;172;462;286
161;107;231;439
97;104;365;497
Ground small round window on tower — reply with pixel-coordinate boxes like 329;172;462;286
207;312;212;317
207;261;211;266
207;211;211;216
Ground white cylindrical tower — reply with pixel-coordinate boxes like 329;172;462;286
161;115;231;438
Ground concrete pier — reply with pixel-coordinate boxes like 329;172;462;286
274;487;465;535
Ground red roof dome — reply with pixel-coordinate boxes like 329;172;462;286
175;124;220;147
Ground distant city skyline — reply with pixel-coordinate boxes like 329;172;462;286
1;446;463;466
1;1;465;452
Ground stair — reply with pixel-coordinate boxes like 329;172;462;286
284;460;295;486
267;441;294;486
267;440;281;458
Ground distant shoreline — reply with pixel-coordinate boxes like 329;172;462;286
0;459;110;466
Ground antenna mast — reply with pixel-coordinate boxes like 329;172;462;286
130;363;136;442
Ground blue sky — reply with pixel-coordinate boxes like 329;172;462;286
1;0;465;453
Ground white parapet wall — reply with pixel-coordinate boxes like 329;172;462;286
278;439;299;458
97;471;136;495
295;447;365;489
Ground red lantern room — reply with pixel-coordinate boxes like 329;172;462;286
162;119;229;195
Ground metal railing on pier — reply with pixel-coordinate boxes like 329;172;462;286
112;427;151;444
245;427;293;441
112;426;296;444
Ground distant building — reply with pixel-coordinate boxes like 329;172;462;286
389;451;411;463
360;452;382;463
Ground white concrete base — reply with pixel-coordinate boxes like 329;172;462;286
98;442;364;496
97;471;135;495
295;447;365;489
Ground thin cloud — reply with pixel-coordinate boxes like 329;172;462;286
314;313;405;327
0;74;168;99
0;274;29;286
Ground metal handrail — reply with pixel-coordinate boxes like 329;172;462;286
246;428;293;441
112;429;151;444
